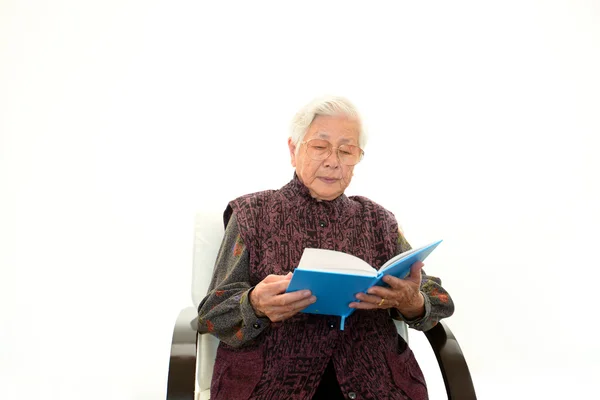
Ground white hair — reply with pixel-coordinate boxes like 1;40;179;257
289;95;368;154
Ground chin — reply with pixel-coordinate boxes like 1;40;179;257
314;189;343;201
307;180;346;201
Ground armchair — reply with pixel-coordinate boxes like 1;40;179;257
166;211;477;400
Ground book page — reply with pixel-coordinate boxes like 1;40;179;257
379;240;443;274
379;246;422;270
297;248;377;276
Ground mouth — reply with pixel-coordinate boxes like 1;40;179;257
318;177;340;184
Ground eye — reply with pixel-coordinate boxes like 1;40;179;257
312;146;328;151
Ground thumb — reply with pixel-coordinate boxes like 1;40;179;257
408;261;424;282
285;271;293;280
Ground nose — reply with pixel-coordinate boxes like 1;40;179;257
322;148;340;168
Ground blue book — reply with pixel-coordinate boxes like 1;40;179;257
286;240;443;330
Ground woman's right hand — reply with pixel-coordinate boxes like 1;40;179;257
249;273;316;322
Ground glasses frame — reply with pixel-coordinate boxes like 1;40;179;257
301;138;365;166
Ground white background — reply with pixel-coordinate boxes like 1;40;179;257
1;1;599;399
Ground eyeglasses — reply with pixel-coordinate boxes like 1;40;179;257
301;139;364;166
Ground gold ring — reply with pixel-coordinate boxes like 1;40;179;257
378;298;385;307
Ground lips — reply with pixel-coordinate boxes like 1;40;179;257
318;177;339;183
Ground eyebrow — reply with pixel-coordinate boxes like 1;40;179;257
315;132;352;144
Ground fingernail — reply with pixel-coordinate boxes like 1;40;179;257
310;296;317;303
302;290;311;296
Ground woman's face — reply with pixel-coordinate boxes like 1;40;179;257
288;115;361;201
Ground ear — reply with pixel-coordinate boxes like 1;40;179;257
288;137;297;167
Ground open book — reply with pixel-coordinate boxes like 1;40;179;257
286;240;442;330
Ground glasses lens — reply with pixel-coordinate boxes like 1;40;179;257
338;144;363;165
305;139;363;165
306;139;332;160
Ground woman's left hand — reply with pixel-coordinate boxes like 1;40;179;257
349;261;425;320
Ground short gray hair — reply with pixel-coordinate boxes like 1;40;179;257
289;95;367;154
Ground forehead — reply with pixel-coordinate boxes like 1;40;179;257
305;115;360;143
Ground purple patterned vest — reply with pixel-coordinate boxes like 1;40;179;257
213;175;428;400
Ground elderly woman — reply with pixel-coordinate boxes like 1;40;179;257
197;96;454;400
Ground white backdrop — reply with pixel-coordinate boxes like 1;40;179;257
1;1;599;399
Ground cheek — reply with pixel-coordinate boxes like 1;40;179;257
342;166;354;181
302;159;321;177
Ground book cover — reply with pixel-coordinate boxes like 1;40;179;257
286;240;442;329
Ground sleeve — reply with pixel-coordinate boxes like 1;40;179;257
197;213;270;348
390;229;455;331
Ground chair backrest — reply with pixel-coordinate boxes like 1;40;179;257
192;211;224;397
192;211;225;309
191;209;408;397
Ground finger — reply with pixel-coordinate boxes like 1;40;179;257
261;273;293;284
367;283;408;300
271;309;300;322
264;278;295;294
380;275;410;291
355;292;386;305
270;290;313;307
290;295;317;312
348;300;380;310
268;296;317;321
408;261;424;282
